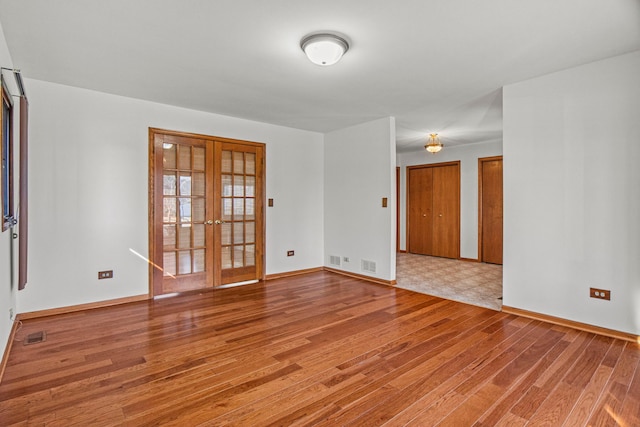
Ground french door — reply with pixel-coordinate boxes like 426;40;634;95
150;129;264;296
216;141;263;285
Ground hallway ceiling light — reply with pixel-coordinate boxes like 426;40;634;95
425;133;443;154
300;33;349;66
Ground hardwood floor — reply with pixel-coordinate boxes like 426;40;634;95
1;271;638;426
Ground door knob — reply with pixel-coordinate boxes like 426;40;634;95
439;214;443;217
214;219;226;225
205;220;214;225
422;214;427;217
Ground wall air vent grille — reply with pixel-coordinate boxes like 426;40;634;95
361;260;376;274
329;255;341;266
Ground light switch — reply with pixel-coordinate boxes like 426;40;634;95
382;197;388;208
268;198;274;207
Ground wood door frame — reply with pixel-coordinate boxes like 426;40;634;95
396;167;400;252
478;155;503;263
406;161;461;258
148;127;266;297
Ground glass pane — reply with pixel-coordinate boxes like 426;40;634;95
245;176;255;197
178;145;191;170
221;246;232;269
179;173;192;196
178;198;191;223
193;224;205;247
193;172;205;196
163;252;176;276
178;251;192;274
163;174;177;195
234;222;244;244
178;225;191;249
192;198;205;223
246;244;255;266
221;150;232;173
222;175;233;197
221;222;232;245
163;225;176;250
245;222;255;244
193;249;205;273
233;198;244;220
163;198;177;223
193;147;205;171
233;175;244;197
233;152;244;174
222;198;233;221
245;153;256;175
234;245;244;268
163;144;176;169
245;198;255;220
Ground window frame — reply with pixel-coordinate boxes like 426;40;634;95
1;78;14;232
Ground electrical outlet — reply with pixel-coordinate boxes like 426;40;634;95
9;308;14;321
343;257;350;262
590;287;611;301
98;270;114;279
287;250;294;257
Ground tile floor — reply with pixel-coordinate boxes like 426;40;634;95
395;252;503;311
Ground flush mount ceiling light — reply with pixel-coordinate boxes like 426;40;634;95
425;133;443;154
300;33;349;66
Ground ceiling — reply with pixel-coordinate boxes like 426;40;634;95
1;0;638;152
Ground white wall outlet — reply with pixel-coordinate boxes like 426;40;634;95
9;308;14;321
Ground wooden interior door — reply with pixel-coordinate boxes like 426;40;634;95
479;156;503;264
432;164;460;258
150;129;265;296
407;162;460;259
151;132;214;295
216;141;264;285
407;167;433;254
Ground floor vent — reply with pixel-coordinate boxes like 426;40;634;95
24;331;46;346
329;255;341;266
361;260;377;274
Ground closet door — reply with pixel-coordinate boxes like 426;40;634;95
432;164;460;258
407;162;460;259
407;167;433;254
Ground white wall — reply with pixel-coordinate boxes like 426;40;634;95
503;51;640;334
324;117;396;281
397;141;503;259
266;133;324;274
0;20;17;366
17;79;324;314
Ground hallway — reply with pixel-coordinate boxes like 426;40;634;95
395;253;503;310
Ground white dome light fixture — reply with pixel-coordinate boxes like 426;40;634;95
300;33;349;66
